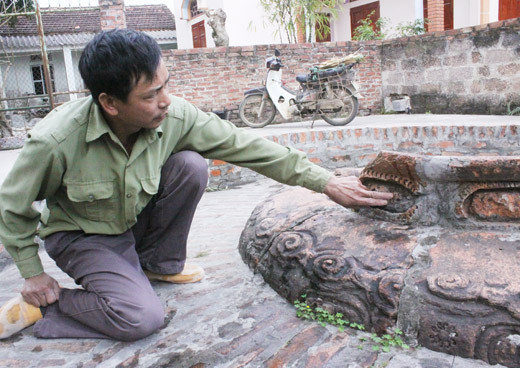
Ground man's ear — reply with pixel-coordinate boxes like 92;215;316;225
98;93;120;117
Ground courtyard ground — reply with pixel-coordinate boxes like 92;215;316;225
0;116;515;367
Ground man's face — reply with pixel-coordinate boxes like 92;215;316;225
113;59;171;132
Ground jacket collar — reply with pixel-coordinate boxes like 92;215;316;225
85;102;163;144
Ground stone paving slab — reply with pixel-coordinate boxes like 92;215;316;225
0;179;506;367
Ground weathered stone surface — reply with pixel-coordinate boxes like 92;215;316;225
239;151;520;367
469;190;520;220
415;231;520;366
239;186;416;333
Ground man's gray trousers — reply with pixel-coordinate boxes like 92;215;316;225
32;151;208;340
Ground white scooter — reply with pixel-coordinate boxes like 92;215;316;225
239;49;362;128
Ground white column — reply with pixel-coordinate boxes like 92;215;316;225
415;0;424;19
63;46;77;101
489;0;499;22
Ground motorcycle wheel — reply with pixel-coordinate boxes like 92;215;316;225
239;94;277;128
319;86;359;126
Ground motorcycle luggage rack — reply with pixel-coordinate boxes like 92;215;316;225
305;67;354;129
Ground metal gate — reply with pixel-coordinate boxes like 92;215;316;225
0;0;92;138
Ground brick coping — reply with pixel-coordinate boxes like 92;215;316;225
208;119;520;189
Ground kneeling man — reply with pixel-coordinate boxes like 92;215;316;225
0;29;391;340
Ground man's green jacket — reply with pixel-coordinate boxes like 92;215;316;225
0;96;332;279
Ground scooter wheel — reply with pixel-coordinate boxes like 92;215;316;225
319;87;359;126
239;94;277;128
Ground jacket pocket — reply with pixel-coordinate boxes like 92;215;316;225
67;181;116;221
135;176;160;214
140;176;160;195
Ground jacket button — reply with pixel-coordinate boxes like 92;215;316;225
88;195;94;201
126;194;132;198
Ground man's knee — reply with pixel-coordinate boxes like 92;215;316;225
105;297;165;341
163;151;208;189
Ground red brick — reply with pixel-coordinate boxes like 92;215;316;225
359;153;378;161
212;159;227;166
431;141;455;148
354;144;374;149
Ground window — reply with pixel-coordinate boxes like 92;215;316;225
189;0;202;19
192;20;206;48
31;64;55;95
350;1;380;37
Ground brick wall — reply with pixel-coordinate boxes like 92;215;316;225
163;42;382;123
99;0;126;30
382;18;520;114
163;17;520;121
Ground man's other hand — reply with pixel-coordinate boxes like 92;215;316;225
22;272;60;307
324;175;393;208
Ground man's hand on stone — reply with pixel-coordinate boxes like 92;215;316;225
22;272;60;307
324;175;393;208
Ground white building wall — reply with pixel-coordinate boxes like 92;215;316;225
172;0;195;49
333;0;418;41
454;0;480;28
380;0;419;38
48;52;68;93
173;0;288;49
223;0;288;46
333;3;352;41
173;0;504;48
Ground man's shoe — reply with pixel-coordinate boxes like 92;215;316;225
0;295;42;339
145;263;205;284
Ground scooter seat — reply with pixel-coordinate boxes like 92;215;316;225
296;74;311;83
296;65;347;85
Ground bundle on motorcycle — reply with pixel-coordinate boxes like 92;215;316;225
239;50;364;128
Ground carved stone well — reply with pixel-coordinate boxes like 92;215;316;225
239;151;520;367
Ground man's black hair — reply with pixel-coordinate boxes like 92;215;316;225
79;29;162;105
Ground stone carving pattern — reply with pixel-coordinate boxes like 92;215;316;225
475;325;520;367
240;151;520;368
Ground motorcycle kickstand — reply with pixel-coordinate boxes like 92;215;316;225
310;110;319;129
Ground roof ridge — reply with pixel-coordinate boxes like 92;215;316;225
0;4;175;36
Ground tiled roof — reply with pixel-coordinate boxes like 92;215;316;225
0;4;175;36
1;30;176;51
